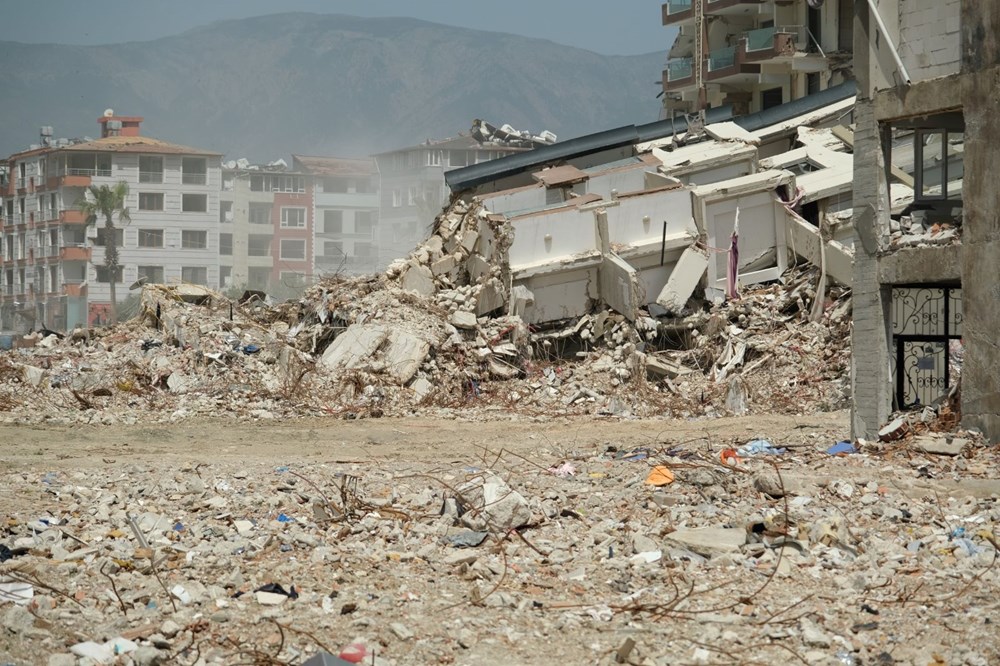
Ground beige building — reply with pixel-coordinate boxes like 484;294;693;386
662;0;854;117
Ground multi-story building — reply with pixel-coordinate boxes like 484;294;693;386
848;0;1000;440
0;113;220;330
291;155;379;276
219;163;314;294
661;0;854;117
373;135;532;270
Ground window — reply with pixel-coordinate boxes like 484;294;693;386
95;266;123;283
181;230;207;249
182;194;208;212
355;211;374;237
250;175;304;193
323;240;343;257
324;178;349;193
139;156;163;183
137;265;164;284
427;150;442;167
220;201;233;223
94;228;124;247
249;203;271;225
219;233;232;256
138;192;163;211
451;150;468;167
280;239;306;260
220;265;232;287
323;210;343;234
181;157;207;185
355;242;373;258
392;190;402;207
138;229;164;248
248;235;271;257
408;186;417;206
181;266;207;285
280;271;306;288
248;267;270;290
281;207;306;228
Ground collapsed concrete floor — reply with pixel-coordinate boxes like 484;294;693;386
0;199;853;427
1;416;999;666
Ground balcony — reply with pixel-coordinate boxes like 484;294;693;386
665;28;801;93
59;210;88;225
662;0;693;25
315;191;379;208
139;171;164;184
707;46;737;73
60;245;91;261
182;173;207;185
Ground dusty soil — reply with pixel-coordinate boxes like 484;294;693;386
2;412;999;666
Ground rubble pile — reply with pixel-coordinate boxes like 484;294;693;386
890;209;962;250
2;420;998;665
0;200;852;424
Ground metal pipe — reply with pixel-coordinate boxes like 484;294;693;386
660;221;668;266
864;0;912;85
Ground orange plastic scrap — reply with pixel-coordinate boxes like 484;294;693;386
720;448;740;465
644;465;675;486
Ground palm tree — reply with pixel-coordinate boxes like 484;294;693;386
79;181;131;324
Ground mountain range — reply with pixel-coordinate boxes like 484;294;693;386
0;13;666;161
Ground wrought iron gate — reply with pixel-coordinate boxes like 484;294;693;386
890;286;962;409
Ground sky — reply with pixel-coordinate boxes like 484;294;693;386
0;0;671;56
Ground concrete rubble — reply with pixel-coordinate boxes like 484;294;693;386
2;416;998;665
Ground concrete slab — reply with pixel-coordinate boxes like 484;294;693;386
383;329;430;384
656;245;708;313
663;527;746;558
320;324;388;372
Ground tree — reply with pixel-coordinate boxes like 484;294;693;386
79;181;131;324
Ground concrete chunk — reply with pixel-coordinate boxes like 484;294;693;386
383;329;430;384
656;245;709;312
320;324;388;372
400;265;435;297
662;527;746;558
913;434;968;456
450;310;478;329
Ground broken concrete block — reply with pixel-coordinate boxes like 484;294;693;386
510;285;535;318
662;527;746;558
450;311;478;330
878;417;909;442
400;265;435;297
383;329;430;384
475;281;506;315
320;325;388;373
166;373;191;394
656;245;709;312
409;376;433;400
467;254;491;283
431;255;457;276
21;365;46;388
461;230;479;253
913;434;968;456
456;473;531;531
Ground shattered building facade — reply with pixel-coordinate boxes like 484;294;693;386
662;0;855;118
850;0;1000;441
0;114;221;331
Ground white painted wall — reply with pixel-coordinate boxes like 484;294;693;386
508;208;597;270
605;188;695;248
898;0;961;82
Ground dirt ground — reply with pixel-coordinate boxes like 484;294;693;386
0;412;848;469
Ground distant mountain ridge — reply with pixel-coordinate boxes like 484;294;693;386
0;13;664;161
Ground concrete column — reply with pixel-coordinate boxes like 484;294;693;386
959;0;1000;441
850;98;893;440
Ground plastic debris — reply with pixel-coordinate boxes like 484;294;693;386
644;465;675;486
737;439;786;456
826;441;857;455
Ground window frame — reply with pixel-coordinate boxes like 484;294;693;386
279;238;306;260
280;207;306;229
181;230;208;250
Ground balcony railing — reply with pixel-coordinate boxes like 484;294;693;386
182;173;207;185
666;0;693;14
139;171;164;183
745;26;776;52
666;58;694;81
60;167;111;177
708;46;737;71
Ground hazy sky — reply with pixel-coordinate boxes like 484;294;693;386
0;0;671;56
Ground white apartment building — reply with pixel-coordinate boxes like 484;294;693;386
0;114;221;330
